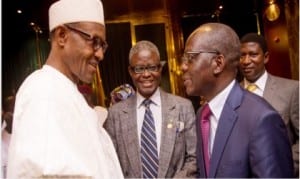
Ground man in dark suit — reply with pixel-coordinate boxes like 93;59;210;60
180;23;293;177
104;40;197;178
239;33;299;177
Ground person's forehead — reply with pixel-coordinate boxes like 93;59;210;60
75;22;105;31
77;22;106;38
241;42;261;48
186;34;210;50
133;49;157;58
131;51;159;65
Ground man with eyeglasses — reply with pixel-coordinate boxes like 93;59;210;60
104;40;197;178
7;0;123;178
181;23;293;177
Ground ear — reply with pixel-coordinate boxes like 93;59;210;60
54;26;68;46
158;64;163;73
263;51;269;64
212;54;225;75
128;66;134;77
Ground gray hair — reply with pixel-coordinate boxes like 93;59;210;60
129;40;160;64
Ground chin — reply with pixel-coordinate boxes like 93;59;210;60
81;78;93;84
185;88;196;96
185;89;192;96
139;88;156;97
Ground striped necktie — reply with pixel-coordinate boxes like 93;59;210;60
141;99;159;178
200;103;211;177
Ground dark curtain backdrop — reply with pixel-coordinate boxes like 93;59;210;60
99;22;133;106
2;32;50;98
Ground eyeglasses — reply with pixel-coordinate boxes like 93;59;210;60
181;51;220;64
65;24;108;52
130;64;161;74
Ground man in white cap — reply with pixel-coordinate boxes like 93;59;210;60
7;0;124;178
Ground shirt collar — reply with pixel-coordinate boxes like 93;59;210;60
137;88;161;108
208;80;235;119
244;70;267;91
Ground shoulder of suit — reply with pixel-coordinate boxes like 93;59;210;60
162;91;192;105
268;74;299;87
108;95;135;111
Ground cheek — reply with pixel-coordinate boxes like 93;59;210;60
192;64;212;84
75;58;87;72
153;73;161;82
130;74;140;86
190;64;204;77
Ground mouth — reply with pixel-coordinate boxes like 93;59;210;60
242;67;253;74
140;80;153;88
88;61;98;71
182;73;190;85
184;79;191;87
182;77;191;87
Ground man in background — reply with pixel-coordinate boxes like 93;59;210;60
181;23;293;177
239;32;299;176
7;0;123;178
105;40;197;178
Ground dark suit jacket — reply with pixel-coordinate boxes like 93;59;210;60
241;73;299;176
104;88;197;178
264;74;299;176
196;82;294;178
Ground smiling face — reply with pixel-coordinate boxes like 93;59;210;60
129;49;162;99
68;22;107;83
180;23;241;100
180;35;217;97
52;22;106;84
239;42;269;83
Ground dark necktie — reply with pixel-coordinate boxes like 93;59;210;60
200;103;211;176
141;99;159;178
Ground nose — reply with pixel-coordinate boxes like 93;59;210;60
141;68;152;77
94;48;105;62
240;55;251;65
180;61;188;73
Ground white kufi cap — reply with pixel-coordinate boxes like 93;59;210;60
49;0;104;31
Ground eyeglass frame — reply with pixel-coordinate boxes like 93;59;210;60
64;24;108;52
130;63;162;74
181;50;220;64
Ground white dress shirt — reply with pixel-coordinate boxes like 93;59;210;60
136;88;162;155
243;71;267;97
207;80;235;156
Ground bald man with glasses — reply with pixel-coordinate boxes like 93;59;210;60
181;23;293;178
104;40;197;178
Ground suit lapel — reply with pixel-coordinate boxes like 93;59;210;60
263;74;276;102
158;90;177;177
121;96;142;177
209;83;241;177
